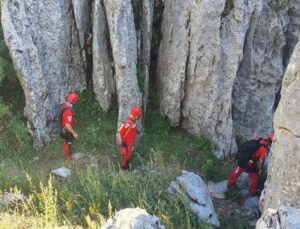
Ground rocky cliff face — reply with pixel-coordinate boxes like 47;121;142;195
259;41;300;213
1;0;86;146
2;0;300;157
157;0;271;158
233;2;286;140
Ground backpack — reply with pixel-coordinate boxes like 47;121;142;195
46;103;70;138
235;138;266;172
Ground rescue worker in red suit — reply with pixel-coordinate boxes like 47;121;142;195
119;106;142;170
60;93;79;160
227;133;275;196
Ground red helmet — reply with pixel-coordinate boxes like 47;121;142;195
131;106;142;118
66;92;79;104
268;133;275;142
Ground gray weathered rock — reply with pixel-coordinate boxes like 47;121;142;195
168;171;220;227
72;0;92;68
157;0;265;158
1;0;86;146
92;0;115;111
260;41;300;213
101;208;165;229
156;0;190;128
140;0;154;111
51;167;71;178
233;2;286;140
207;180;228;199
244;196;260;210
0;192;27;208
283;0;300;66
103;0;142;128
256;206;300;229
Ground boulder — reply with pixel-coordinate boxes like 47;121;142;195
101;207;165;229
51;167;71;178
260;41;300;213
256;206;300;229
168;171;220;227
0;192;27;208
1;0;86;147
207;180;228;199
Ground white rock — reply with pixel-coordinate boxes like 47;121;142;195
207;180;228;199
168;171;220;227
256;206;300;229
51;167;71;178
101;208;165;229
0;192;27;208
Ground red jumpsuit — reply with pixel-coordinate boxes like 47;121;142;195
227;139;268;196
119;116;138;170
61;104;76;160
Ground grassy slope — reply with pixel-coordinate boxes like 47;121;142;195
0;80;248;228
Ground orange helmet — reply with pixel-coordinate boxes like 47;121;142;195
66;92;79;104
131;106;142;118
268;133;275;142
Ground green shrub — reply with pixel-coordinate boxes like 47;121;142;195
0;100;10;119
270;0;289;11
8;115;31;144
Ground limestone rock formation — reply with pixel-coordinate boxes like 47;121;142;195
140;0;154;111
157;0;266;157
1;0;86;146
167;171;220;227
233;2;286;140
260;41;300;213
256;206;300;229
283;0;300;66
103;0;142;128
101;208;165;229
92;0;115;112
72;0;92;68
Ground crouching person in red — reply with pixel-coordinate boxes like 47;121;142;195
60;93;79;161
119;106;142;170
227;133;274;196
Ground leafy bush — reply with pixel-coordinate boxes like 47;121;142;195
0;98;10;119
270;0;289;11
8;115;31;144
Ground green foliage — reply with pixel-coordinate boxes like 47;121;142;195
8;115;31;144
0;91;235;228
225;186;244;203
0;97;10;119
270;0;289;12
131;0;142;30
137;67;145;91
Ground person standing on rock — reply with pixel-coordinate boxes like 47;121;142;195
119;106;142;170
227;133;275;196
60;92;79;161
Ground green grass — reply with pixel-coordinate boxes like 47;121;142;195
0;89;234;228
